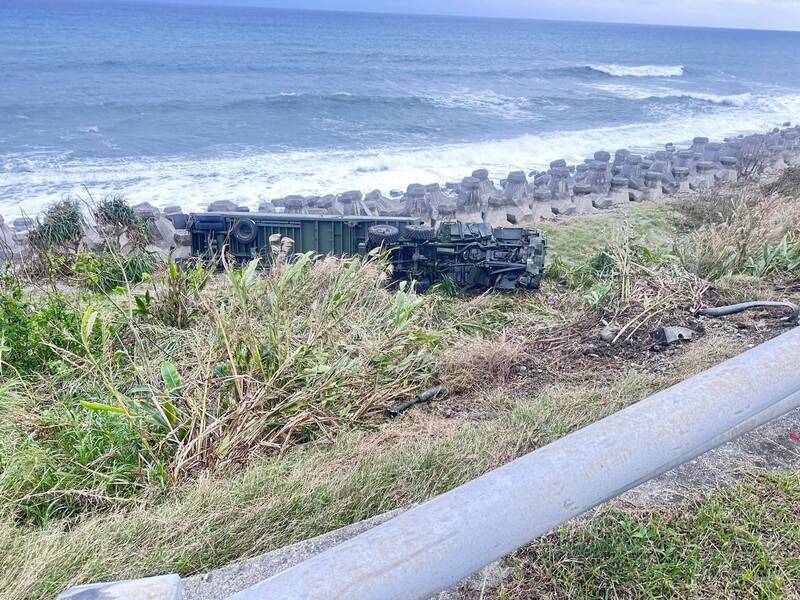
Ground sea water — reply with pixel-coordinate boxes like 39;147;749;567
3;0;800;213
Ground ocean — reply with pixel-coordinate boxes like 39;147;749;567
3;0;800;214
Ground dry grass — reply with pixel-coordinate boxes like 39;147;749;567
762;165;800;197
710;273;780;305
675;182;800;281
0;330;746;600
437;335;528;394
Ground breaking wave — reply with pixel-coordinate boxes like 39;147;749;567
591;83;754;106
588;64;686;78
3;92;799;216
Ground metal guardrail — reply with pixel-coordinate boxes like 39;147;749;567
58;327;800;600
227;326;800;600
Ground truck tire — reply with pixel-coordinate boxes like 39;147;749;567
232;218;258;244
403;224;435;242
368;224;400;245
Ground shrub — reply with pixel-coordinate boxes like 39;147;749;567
28;199;83;255
73;252;156;293
0;274;81;377
93;195;152;251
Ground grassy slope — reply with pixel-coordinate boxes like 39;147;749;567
1;339;745;600
540;204;675;264
2;199;798;599
499;473;800;599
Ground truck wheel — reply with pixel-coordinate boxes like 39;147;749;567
368;224;400;245
232;218;258;244
403;224;435;241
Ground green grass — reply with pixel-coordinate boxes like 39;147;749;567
0;339;743;600
2;185;798;599
539;204;676;264
0;254;452;524
499;473;800;599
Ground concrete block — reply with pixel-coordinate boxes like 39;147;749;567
173;230;191;246
132;202;160;220
643;172;663;201
571;184;596;214
166;213;189;230
207;200;238;213
12;216;34;231
153;217;176;244
1;217;19;261
163;205;183;216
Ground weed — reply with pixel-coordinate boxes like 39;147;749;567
73;252;156;292
147;257;210;328
499;473;800;599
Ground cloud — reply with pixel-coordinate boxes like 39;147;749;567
428;0;800;30
142;0;800;30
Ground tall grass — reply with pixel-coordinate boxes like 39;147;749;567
1;336;746;600
674;182;800;281
0;252;444;523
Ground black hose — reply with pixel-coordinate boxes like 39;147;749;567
697;301;800;324
388;384;449;417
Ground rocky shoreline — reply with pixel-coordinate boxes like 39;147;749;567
2;124;799;262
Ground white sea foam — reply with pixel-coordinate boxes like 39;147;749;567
3;93;800;216
422;90;541;121
591;83;754;106
588;64;685;78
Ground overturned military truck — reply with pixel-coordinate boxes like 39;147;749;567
188;212;546;291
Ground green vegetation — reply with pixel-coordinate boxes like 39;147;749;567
1;340;745;600
0;253;451;526
92;194;152;252
674;179;800;282
539;203;675;264
499;473;800;599
1;177;799;599
27;198;84;255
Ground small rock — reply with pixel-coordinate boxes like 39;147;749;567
599;327;618;342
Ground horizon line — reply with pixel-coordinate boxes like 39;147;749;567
22;0;800;34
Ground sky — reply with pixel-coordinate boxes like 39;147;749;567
124;0;800;31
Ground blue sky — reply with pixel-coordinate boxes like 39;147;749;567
130;0;800;31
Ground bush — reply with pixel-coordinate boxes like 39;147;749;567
73;252;156;292
93;195;152;251
28;199;83;255
0;275;81;377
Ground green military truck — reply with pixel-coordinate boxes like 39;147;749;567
188;212;545;291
